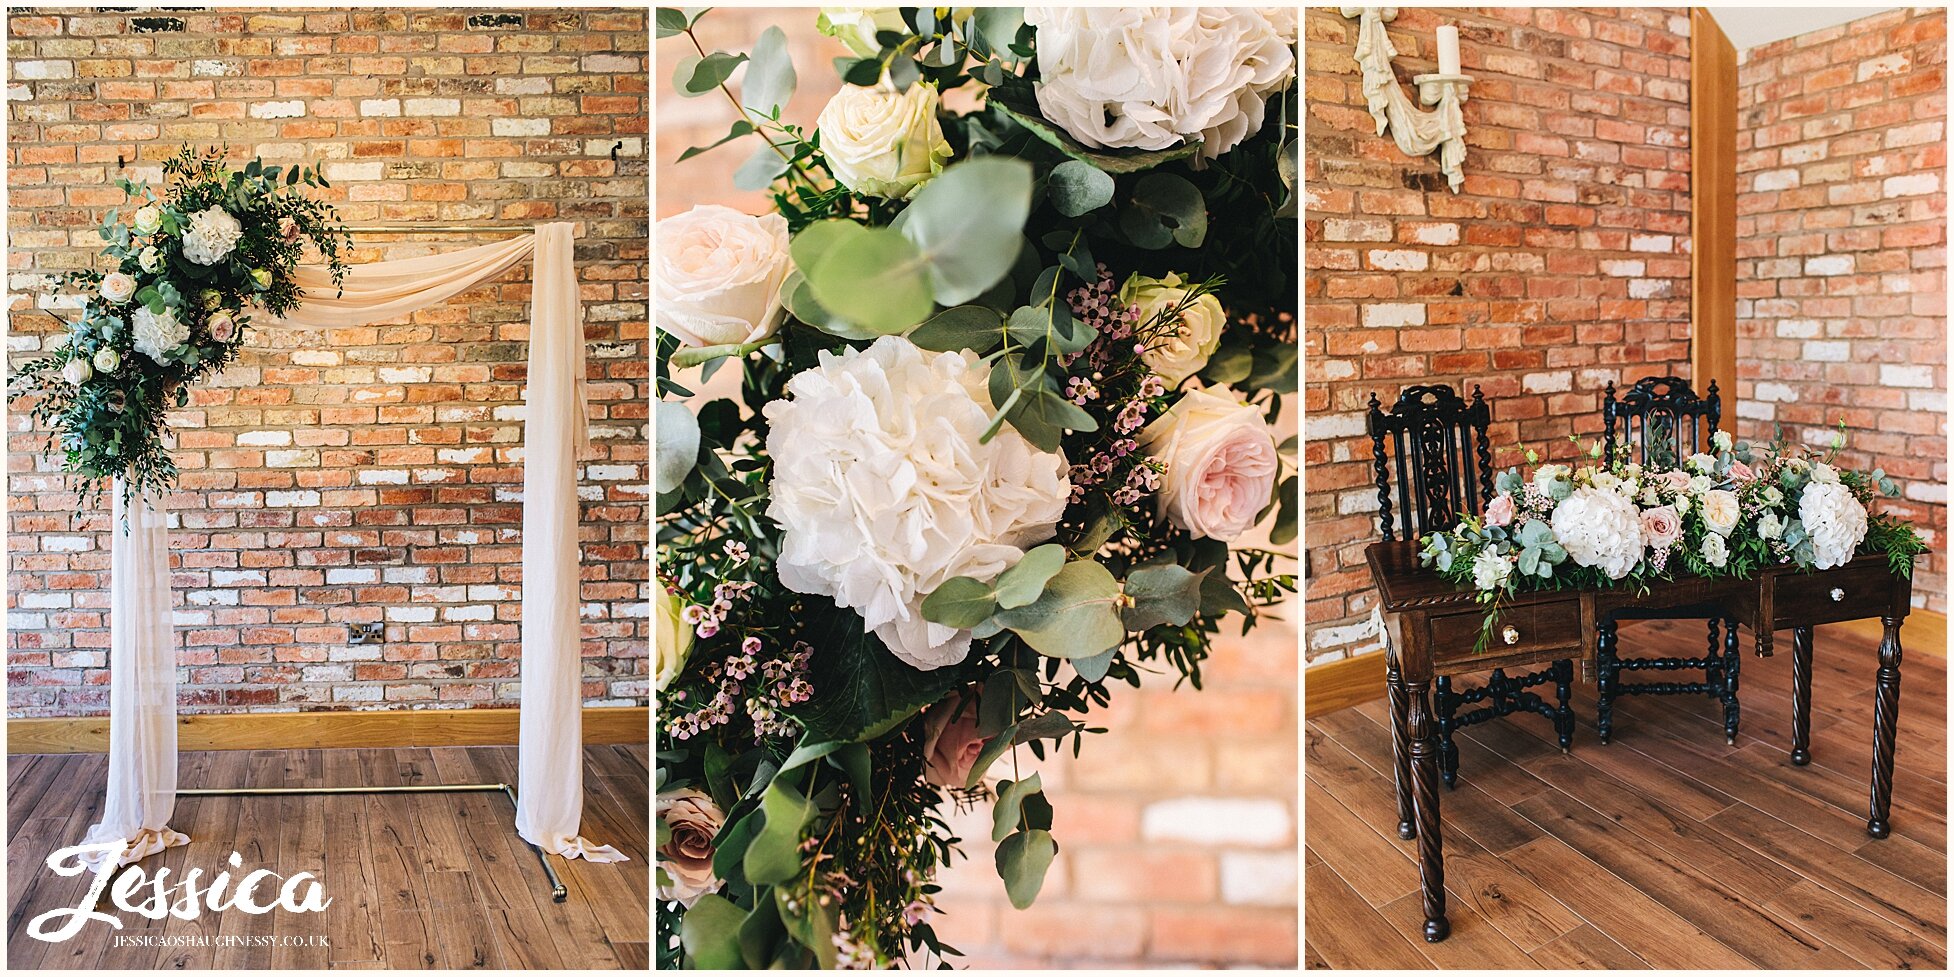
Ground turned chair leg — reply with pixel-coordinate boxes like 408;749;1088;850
1596;620;1618;744
1704;618;1724;704
1554;659;1574;753
1721;616;1742;744
1436;675;1460;789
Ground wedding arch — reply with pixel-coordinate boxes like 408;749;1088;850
82;221;625;896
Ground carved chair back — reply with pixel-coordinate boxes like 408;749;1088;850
1603;376;1721;469
1367;384;1495;542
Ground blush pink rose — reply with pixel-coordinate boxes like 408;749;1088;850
1484;492;1516;527
1138;385;1279;541
1641;505;1682;549
1726;460;1754;482
921;689;994;788
278;216;303;242
207;311;238;344
1660;469;1693;493
655;788;724;907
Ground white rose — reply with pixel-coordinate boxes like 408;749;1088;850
655;587;695;692
1139;384;1279;542
655;205;793;350
1532;464;1568;493
132;205;163;236
1471;548;1511;591
1121;272;1225;388
1762;485;1784;506
1758;511;1784;540
1800;481;1868;570
656;788;724;908
181;205;243;266
1811;462;1840;485
62;357;92;386
764;336;1068;670
817;81;952;200
1550;486;1645;580
1688;474;1713;495
1687;452;1717;474
131;305;188;363
138;246;162;273
1700;489;1741;536
92;347;120;374
1713;430;1734;452
818;7;906;58
1026;7;1295;159
99;272;138;305
1700;531;1729;568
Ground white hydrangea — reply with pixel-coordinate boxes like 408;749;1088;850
1471;548;1511;591
1025;7;1295;159
1800;481;1868;570
181;205;244;265
1549;486;1645;580
763;336;1069;670
131;305;187;363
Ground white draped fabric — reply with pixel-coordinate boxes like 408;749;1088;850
92;222;624;865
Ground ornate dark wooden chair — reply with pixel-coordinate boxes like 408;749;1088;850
1369;384;1574;793
1598;375;1742;744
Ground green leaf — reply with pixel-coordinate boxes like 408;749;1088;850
827;742;874;817
680;894;747;969
733;138;793;191
676;51;748;97
1006;303;1091;356
790;219;860;276
742;26;797;114
993;560;1125;659
654;399;699;495
994;829;1058;909
1046;159;1115;217
920;576;997;629
669;337;776;369
964;722;1017;788
908;304;1004;353
790;600;970;742
774;885;839;968
992;773;1043;842
988;81;1202;175
655;7;692;37
1071;648;1115;682
1271;475;1298;546
744;779;814;886
994;543;1065;609
1010;389;1098;453
677;120;755;162
1122;172;1208;249
807;227;934;335
710;809;762;884
1121;563;1207;632
900;157;1033;305
737;896;787;969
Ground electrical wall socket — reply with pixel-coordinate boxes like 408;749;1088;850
348;622;385;645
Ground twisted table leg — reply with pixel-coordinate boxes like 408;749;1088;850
1388;653;1416;840
1869;616;1903;839
1791;626;1813;765
1405;677;1448;942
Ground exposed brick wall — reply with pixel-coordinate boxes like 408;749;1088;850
7;8;651;715
1735;7;1948;612
654;9;1297;965
1303;6;1693;661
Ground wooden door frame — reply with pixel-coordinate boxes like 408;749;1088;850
1691;8;1738;401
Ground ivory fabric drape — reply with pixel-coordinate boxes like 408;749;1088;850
96;222;622;865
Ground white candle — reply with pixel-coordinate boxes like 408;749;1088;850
1437;25;1461;75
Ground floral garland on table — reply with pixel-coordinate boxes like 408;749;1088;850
655;6;1298;969
9;146;350;507
1421;428;1928;646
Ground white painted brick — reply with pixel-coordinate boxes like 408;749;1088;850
1774;319;1821;338
192;59;240;77
358;98;400;117
237;430;292;447
1804;255;1853;276
403;97;461;116
1523;371;1573;393
358;469;410;485
1221;852;1299;907
1410;223;1460;246
17;593;71;609
1802;340;1850;362
1858;52;1909;82
1752;382;1799;403
211;570;267;587
386;606;437;623
495;77;552;96
1306;412;1367;441
1368;249;1429;271
1627;279;1670;298
42;536;92;552
443;605;495;622
265;451;320;469
324;161;383;182
1751;168;1799;191
584;465;637;481
1629;234;1673;253
265;490;322;506
1362;302;1425;328
1599;259;1644;277
15;61;74;80
378;366;431;383
326;568;379;585
250;100;306;119
582;54;640;73
437;447;491;464
1142;798;1291;846
292;350;341;367
492;117;551;137
1905;481;1945;504
588;136;642;157
1883;173;1939;198
1881;364;1934;388
1323;218;1390;242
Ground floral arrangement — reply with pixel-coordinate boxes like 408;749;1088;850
1421;428;1927;644
655;7;1297;969
10;146;350;506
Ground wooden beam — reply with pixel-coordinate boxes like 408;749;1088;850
7;706;649;755
1304;649;1386;716
1690;8;1738;400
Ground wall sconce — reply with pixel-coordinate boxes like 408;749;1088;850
1341;7;1473;192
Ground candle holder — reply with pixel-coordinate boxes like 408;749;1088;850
1340;7;1474;193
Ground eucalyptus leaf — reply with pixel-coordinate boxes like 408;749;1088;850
994;543;1065;609
994;829;1057;909
1121;563;1206;632
900;157;1033;305
1071;647;1115;683
733;138;793;191
744;779;814;885
807;227;934;334
677;120;755;162
993;560;1125;658
677;51;748;97
680;894;748;969
1046;159;1115;217
964;722;1018;788
1122;172;1207;249
655;7;691;38
920;576;997;629
908;304;1005;353
992;774;1043;842
742;27;797;114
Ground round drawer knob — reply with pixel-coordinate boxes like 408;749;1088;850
1501;625;1520;646
1830;587;1845;602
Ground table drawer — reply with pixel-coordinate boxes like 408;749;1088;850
1428;599;1583;666
1774;562;1900;628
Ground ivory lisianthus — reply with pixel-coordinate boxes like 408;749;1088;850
655;206;793;349
1025;7;1296;159
1122;272;1225;389
816;81;952;200
656;789;724;907
1550;486;1644;580
180;205;243;266
1800;481;1868;569
131;305;187;363
1138;385;1279;541
763;336;1068;670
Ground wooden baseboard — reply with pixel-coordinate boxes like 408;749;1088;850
6;706;649;754
1831;609;1946;659
1303;649;1386;716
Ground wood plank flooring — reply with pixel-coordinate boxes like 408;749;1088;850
6;745;648;970
1305;619;1947;969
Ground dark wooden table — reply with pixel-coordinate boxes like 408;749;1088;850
1367;540;1912;943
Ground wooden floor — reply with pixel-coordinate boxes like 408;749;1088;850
7;745;648;970
1305;619;1947;969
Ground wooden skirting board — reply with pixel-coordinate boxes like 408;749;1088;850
1303;610;1946;716
6;705;649;754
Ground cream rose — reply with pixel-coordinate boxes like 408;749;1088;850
138;246;162;273
816;81;952;200
655;586;694;692
132;204;163;236
92;347;120;374
656;788;724;907
818;7;906;58
99;272;137;305
1122;272;1225;389
62;357;92;386
655;205;793;350
1139;385;1279;541
1700;489;1741;536
920;689;995;788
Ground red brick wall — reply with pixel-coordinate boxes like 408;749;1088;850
655;9;1297;966
1303;6;1694;661
1735;7;1948;612
7;8;650;715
